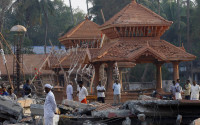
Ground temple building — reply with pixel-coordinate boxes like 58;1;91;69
46;0;195;102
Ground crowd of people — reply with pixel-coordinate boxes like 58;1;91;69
170;79;200;100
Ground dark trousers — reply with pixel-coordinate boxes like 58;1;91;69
97;97;105;103
185;95;190;100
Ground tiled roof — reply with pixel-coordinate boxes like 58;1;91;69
100;1;172;29
88;38;196;63
0;54;53;75
59;18;102;42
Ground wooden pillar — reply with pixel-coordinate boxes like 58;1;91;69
173;61;180;81
119;68;123;91
155;62;163;91
107;62;114;92
93;63;100;94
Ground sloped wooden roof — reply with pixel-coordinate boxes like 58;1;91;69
0;54;53;75
59;18;102;42
87;38;196;63
100;0;172;30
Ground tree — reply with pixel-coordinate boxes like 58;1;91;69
0;0;12;32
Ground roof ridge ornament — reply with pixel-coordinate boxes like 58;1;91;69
85;15;89;20
132;0;137;3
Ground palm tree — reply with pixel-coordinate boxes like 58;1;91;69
69;0;74;25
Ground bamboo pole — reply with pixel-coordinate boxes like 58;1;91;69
0;32;25;81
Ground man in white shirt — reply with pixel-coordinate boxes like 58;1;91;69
175;79;182;100
113;79;121;104
77;81;88;104
44;84;57;125
190;81;200;100
66;81;73;100
96;81;106;103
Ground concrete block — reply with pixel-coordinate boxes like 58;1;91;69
92;109;131;118
0;96;23;123
30;104;44;116
18;98;36;108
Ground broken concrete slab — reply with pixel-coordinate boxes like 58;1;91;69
30;104;44;116
91;109;131;118
18;98;36;108
0;95;23;123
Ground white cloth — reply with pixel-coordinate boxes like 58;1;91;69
190;84;200;100
44;117;53;125
44;91;57;119
45;84;53;89
175;83;182;100
96;85;105;97
66;84;73;100
113;83;121;95
78;86;88;102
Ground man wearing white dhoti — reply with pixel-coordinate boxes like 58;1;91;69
175;79;182;100
66;81;73;100
44;84;57;125
190;81;200;100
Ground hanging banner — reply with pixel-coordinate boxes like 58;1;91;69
0;49;6;64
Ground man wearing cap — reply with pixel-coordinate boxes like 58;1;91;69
77;81;88;104
44;84;57;125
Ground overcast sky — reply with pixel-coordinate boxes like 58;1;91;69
64;0;92;14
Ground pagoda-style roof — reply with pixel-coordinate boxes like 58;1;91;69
59;18;102;42
86;37;196;63
100;0;172;30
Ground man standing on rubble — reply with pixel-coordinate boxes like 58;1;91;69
23;79;31;97
77;81;88;104
44;84;57;125
113;79;121;104
66;81;73;100
96;81;106;103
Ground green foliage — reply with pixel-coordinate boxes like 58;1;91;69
1;0;85;48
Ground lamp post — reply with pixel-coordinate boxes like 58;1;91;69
10;25;26;93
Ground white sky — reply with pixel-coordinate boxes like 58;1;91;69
64;0;92;14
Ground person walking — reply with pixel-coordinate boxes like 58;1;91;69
44;84;57;125
190;81;200;100
184;80;191;100
66;81;73;100
77;81;88;104
96;81;106;103
113;79;121;105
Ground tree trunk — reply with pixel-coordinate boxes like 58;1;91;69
141;64;149;82
158;0;160;15
69;0;74;25
44;10;48;54
86;0;89;16
177;0;181;46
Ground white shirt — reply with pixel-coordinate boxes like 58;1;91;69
66;84;73;100
44;91;57;118
113;83;121;95
78;86;88;102
96;85;105;97
191;84;200;100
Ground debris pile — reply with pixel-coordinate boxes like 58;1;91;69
0;96;23;124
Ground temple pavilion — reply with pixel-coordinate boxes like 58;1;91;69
47;0;195;102
85;0;196;93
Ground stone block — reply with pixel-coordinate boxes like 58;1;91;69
18;98;36;108
0;96;23;123
92;109;131;118
30;104;44;116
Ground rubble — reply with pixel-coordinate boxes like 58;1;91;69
92;109;131;118
0;96;23;123
30;104;44;116
138;95;159;100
